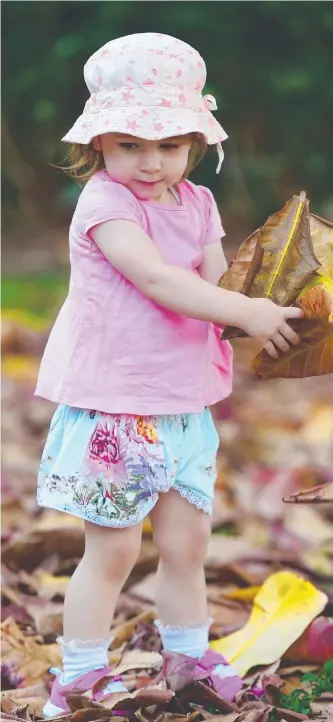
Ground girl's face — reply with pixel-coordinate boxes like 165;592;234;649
95;133;192;203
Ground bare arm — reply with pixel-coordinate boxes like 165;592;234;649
198;240;228;285
91;219;251;328
91;219;303;354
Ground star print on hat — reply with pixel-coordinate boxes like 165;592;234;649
62;33;228;172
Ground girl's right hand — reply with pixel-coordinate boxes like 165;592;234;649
241;298;304;358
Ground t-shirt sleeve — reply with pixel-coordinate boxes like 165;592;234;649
77;173;144;240
199;186;225;246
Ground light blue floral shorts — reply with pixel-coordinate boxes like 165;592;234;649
37;406;220;527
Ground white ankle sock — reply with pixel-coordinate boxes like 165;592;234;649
57;635;127;691
43;635;126;717
155;620;238;679
155;619;211;658
58;635;111;682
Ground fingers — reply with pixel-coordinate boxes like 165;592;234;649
265;307;303;357
263;341;279;358
283;306;304;319
264;323;303;358
271;332;291;353
278;322;301;345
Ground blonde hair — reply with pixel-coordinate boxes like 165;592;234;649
62;133;207;184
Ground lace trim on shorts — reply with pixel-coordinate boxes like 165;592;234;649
37;497;157;528
173;484;212;514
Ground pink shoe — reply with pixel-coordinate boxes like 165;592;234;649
193;650;242;701
43;666;125;717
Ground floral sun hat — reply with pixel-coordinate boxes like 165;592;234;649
62;32;228;172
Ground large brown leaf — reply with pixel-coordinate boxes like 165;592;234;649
220;229;263;296
249;193;320;305
221;193;321;307
253;279;333;378
221;195;323;343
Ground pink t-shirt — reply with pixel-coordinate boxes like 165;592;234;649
35;171;233;414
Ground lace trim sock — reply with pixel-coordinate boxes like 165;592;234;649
155;620;239;679
56;635;126;690
155;619;212;658
57;635;112;682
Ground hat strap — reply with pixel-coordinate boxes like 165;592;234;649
204;94;225;174
203;94;218;111
216;142;224;174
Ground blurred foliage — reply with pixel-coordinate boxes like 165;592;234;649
2;1;333;243
2;275;68;319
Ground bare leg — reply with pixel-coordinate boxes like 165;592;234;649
149;490;211;626
63;520;142;640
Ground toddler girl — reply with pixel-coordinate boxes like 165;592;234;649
36;33;302;716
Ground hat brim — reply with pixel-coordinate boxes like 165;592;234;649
61;106;227;146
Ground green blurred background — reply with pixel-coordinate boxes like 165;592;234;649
2;0;333;321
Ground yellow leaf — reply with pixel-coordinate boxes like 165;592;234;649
1;308;49;331
34;570;70;600
2;355;39;382
210;571;327;677
302;404;333;442
223;586;261;602
143;517;153;534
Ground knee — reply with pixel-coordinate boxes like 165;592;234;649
154;514;211;569
84;524;141;581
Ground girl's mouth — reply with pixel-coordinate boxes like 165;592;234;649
136;179;162;186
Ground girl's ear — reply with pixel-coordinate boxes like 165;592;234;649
92;136;102;151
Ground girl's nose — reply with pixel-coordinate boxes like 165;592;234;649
139;151;162;173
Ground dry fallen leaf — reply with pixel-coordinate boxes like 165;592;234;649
110;649;162;676
309;214;333;279
1;617;57;688
1;682;48;718
111;611;156;649
2;527;85;572
221;193;321;331
210;571;328;677
253;282;333;378
25;600;64;637
283;483;333;504
220;229;263;297
220;193;333;378
248;193;320;305
221;195;321;306
154;650;198;692
79;684;174;713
